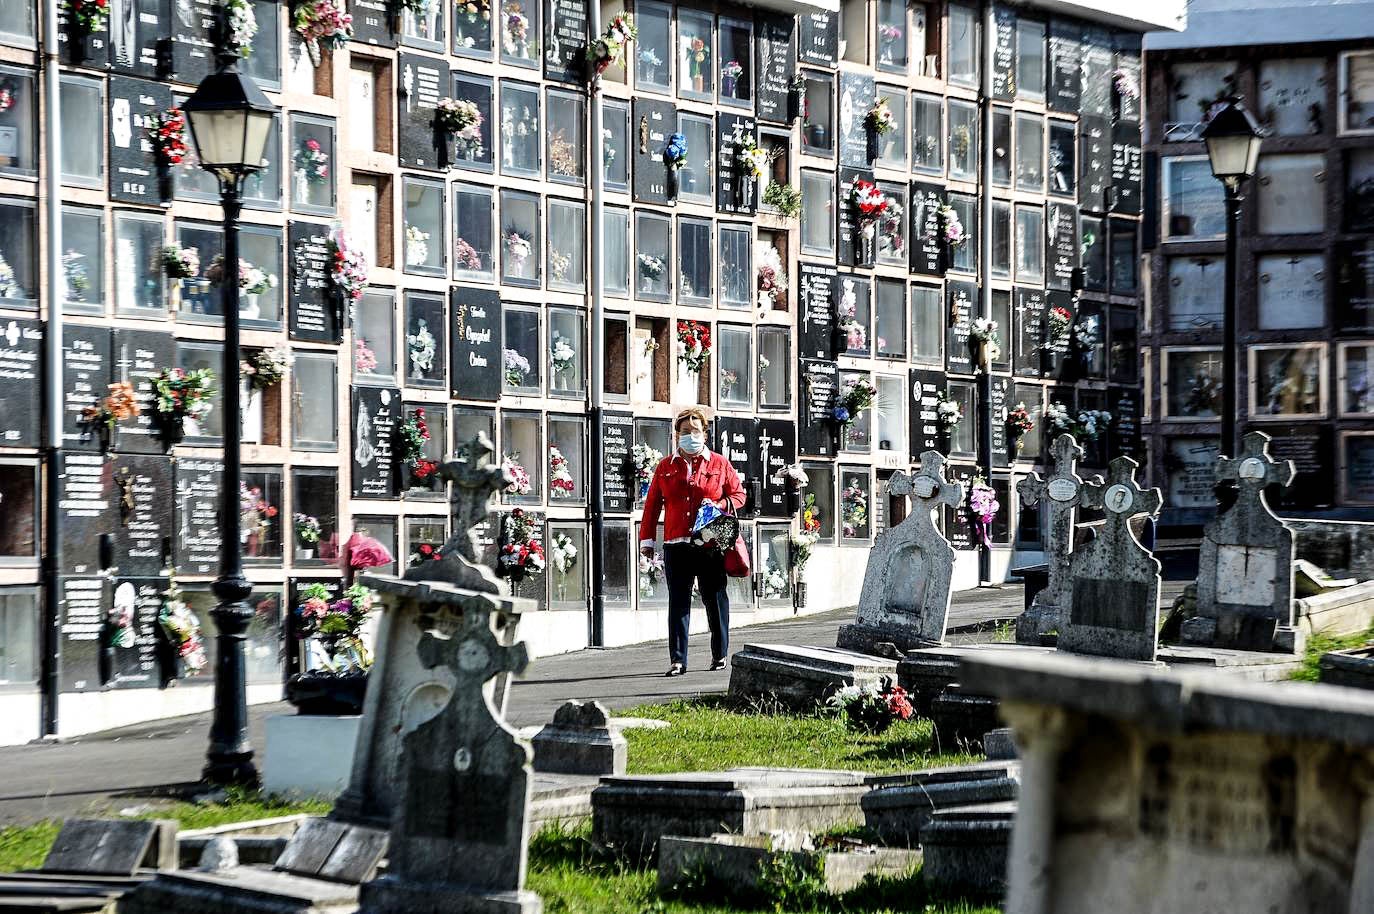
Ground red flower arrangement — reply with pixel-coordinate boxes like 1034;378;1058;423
851;178;889;230
498;508;546;579
66;0;109;33
149;107;189;166
676;320;712;374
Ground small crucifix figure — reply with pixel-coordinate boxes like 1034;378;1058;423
1189;430;1299;652
1058;455;1163;662
1015;434;1093;643
842;450;966;652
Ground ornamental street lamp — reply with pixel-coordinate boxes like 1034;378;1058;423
1201;96;1263;460
182;38;278;787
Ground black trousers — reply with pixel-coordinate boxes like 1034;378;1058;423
664;542;730;668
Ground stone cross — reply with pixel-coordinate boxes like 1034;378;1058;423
1014;434;1091;643
1186;430;1299;652
839;450;967;653
358;594;541;914
1058;456;1163;662
402;431;511;594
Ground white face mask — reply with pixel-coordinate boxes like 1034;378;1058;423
678;432;705;454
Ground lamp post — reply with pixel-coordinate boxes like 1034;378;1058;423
182;42;278;786
1201;96;1263;460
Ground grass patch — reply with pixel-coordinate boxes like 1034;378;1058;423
621;696;980;775
530;822;996;914
1290;624;1374;682
0;787;331;874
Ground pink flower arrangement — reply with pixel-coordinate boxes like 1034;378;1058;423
341;532;394;573
293;0;352;60
454;238;482;271
328;227;368;303
354;338;378;373
969;476;999;547
504;454;532;495
549;446;575;498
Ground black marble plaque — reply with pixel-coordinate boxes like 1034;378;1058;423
106;576;164;689
1045;291;1074;377
910;181;944;277
1112;33;1142;126
1047;17;1081;114
1267;426;1334;509
109;0;167;77
1079;24;1112;120
1109;385;1141;461
544;0;587;82
350;0;395;45
288;221;341;343
944;463;976;551
838;167;874;267
1048;120;1075;198
1013;287;1046;378
63;325;112;453
633;98;675;205
990;376;1010;468
799;359;838;457
170;0;215;84
449;287;501;401
1336;240;1374;328
111;454;173;576
1047;201;1079;292
175;456;223;576
798;263;837;360
60;576;109;691
991;5;1016;101
59;2;110;67
757;418;796;518
798;9;837;68
351;385;399;499
399;52;449;171
755;12;795;125
600;410;633;513
109;76;172;206
1079;115;1111;214
716;112;758;215
908;368;944;459
111;328;174;455
0;317;43;448
715;417;758;513
59;453;115;576
837;72;875;168
1109;122;1142;216
946;281;976;375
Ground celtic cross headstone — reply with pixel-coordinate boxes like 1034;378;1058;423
1014;434;1092;643
839;450;967;653
1058;456;1163;662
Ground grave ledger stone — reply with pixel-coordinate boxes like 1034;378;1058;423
1185;430;1301;653
1015;434;1091;644
1057;456;1162;662
838;451;965;654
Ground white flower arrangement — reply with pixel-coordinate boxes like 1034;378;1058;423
550;331;576;377
637;252;665;280
782;463;809;487
936;390;962;429
550;531;577;575
407;319;437;375
762;565;789;598
405;225;431;267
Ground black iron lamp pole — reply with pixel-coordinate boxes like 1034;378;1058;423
1201;96;1263;460
183;31;279;786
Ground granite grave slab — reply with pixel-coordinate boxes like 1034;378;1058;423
727;643;898;711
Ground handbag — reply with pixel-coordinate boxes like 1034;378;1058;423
723;527;751;578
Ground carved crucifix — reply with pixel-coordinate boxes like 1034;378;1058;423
402;432;509;593
1015;434;1091;639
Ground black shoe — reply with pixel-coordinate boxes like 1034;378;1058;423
665;664;685;677
710;658;728;671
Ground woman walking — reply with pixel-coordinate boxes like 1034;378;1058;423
639;407;746;677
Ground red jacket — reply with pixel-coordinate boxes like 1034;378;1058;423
639;450;746;546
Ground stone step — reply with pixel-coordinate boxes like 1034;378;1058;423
918;802;1016;900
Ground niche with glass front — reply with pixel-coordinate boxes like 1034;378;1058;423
877;182;906;266
502;410;544;504
1015;114;1044;192
634;212;672;301
1250;344;1325;419
719;224;752;309
113;211;165;315
292;468;339;565
839;369;872;453
0;67;37;178
241;467;284;564
176;341;224;441
911;92;943;175
402;177;445;277
548;307;585;398
875;374;905;456
499;80;541;177
677;9;714;100
717;16;752;106
603;100;629;190
1014;205;1044;285
759;326;790;409
948;100;978;182
634;0;671;93
1163;157;1225;240
503;304;542;395
547;521;587;609
0;461;38;565
499;0;539;64
59;74;102;187
450;75;494;171
453;181;495;281
802;71;835;155
716;324;752;410
604;205;629;297
800;170;835;256
911;283;942;366
500;189;541;287
60;206;103;315
875;86;907;169
839;466;872;542
405;516;448;567
0;198;36;307
1163;348;1223;419
291;351;338;450
838;274;872;357
546;88;586;184
875;280;905;360
547;414;587;503
354;289;396;383
403;402;447;495
676;113;713;202
547;198;586;292
289;114;336;215
404;292;447;389
678;217;712;305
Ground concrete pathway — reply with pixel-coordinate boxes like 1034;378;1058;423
0;590;1027;826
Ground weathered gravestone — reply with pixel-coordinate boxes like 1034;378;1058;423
1015;435;1092;644
838;451;966;654
961;649;1374;914
531;699;627;776
335;433;534;828
1058;456;1162;662
1184;431;1300;652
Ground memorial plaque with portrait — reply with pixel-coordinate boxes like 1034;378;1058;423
632;98;676;205
1046;201;1079;292
1047;18;1081;114
59;576;110;691
799;358;838;457
757;418;796;518
109;77;172;206
288;221;341;343
908;368;944;458
946;280;976;374
755;13;795;124
544;0;588;83
59;453;115;576
398;52;449;171
110;454;173;576
106;576;165;689
170;0;216;84
350;0;395;46
798;9;837;67
62;325;112;453
449;287;502;401
1079;116;1110;214
174;456;223;576
108;0;167;78
600;410;634;513
838;72;876;168
111;328;174;455
350;385;400;499
910;181;945;277
0;317;43;447
990;6;1015;101
798;263;838;360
